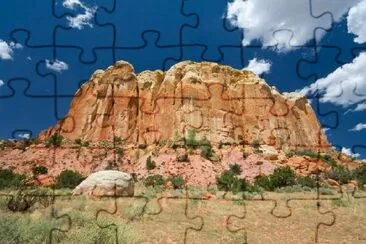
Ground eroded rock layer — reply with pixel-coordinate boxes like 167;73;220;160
39;61;329;151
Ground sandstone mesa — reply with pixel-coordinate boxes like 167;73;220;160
0;61;361;185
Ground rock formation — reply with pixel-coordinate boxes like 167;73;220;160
39;61;329;151
72;170;134;197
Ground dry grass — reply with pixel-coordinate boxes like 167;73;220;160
0;185;365;243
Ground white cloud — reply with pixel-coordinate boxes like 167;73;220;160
300;52;366;107
0;80;4;87
354;102;366;111
243;58;272;75
226;0;361;52
350;123;366;131
0;40;22;60
18;133;30;139
45;59;69;72
63;0;96;29
342;147;361;158
347;0;366;44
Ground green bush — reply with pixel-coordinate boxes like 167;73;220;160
55;170;84;189
146;156;156;170
170;176;185;189
296;175;317;188
353;164;366;188
113;136;122;145
326;165;353;184
201;145;213;159
216;170;236;192
115;147;123;156
229;163;242;175
216;170;248;194
251;140;261;149
144;175;165;187
74;138;82;145
253;167;297;191
46;134;63;147
232;178;249;194
185;128;199;148
0;169;26;189
270;166;297;189
254;175;272;191
32;166;48;176
83;141;90;147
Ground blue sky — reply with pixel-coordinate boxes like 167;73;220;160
0;0;365;158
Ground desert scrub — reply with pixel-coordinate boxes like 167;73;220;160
169;176;185;189
32;165;48;176
45;133;63;147
143;175;165;188
145;156;156;170
55;170;84;189
0;208;141;244
0;168;26;189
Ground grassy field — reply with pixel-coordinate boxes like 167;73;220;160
0;184;365;244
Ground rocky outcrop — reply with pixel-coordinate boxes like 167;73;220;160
72;170;134;197
39;61;329;151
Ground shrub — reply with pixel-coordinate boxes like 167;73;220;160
115;147;123;156
113;136;122;145
232;178;249;194
185;128;199;148
144;175;165;187
216;170;236;192
138;144;147;149
74;139;82;145
55;170;84;189
146;156;156;170
170;176;185;189
177;154;189;162
229;163;242;176
270;166;297;189
353;164;366;188
46;134;63;147
201;145;213;159
251;140;261;149
0;169;26;189
83;141;90;147
32;166;48;176
326;165;353;184
254;175;272;191
297;175;317;188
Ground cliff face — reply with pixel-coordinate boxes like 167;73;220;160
39;61;329;151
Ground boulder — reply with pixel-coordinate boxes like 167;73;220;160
72;170;134;197
260;145;279;160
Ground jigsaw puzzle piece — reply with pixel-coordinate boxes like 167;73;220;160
0;78;60;138
228;198;335;243
0;0;60;46
96;0;196;48
54;21;114;63
185;197;246;243
53;0;115;19
115;31;181;72
181;0;243;61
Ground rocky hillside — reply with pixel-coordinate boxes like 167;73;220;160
39;61;328;151
1;61;361;185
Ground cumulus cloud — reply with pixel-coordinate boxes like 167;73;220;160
342;147;361;158
347;0;366;44
0;40;22;60
350;123;366;131
63;0;96;29
300;52;366;107
0;80;4;87
226;0;361;52
45;59;69;72
243;58;272;75
18;133;30;139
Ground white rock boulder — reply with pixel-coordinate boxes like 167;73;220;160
72;170;134;197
